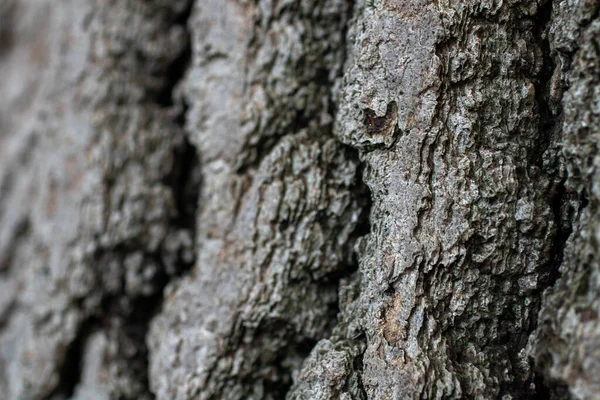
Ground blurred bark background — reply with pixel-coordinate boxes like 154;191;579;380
0;0;599;399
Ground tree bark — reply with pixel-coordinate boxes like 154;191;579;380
0;0;598;399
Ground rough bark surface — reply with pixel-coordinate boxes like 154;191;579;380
0;0;599;400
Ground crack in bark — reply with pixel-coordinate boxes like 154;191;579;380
46;321;94;400
532;0;560;169
49;2;198;398
0;217;28;274
0;0;16;59
525;0;579;397
155;2;194;108
108;3;199;396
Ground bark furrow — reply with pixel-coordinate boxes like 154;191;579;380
1;0;600;399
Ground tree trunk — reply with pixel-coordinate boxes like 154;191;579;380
0;0;599;399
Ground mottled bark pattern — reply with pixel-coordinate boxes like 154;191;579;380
0;0;599;400
319;0;559;398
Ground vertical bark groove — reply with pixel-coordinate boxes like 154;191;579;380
2;0;600;399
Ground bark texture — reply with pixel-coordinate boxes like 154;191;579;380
0;0;599;399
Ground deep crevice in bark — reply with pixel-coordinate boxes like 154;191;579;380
525;0;579;397
353;331;369;400
46;319;95;400
0;0;15;59
531;0;558;169
530;371;572;400
49;2;198;398
155;1;193;108
126;2;198;395
0;217;28;274
531;0;563;306
263;336;321;398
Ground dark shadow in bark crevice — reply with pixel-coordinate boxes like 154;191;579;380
522;1;580;398
50;1;199;397
0;0;16;60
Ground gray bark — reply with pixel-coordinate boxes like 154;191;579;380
0;0;599;399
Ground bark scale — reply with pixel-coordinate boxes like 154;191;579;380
0;0;598;399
